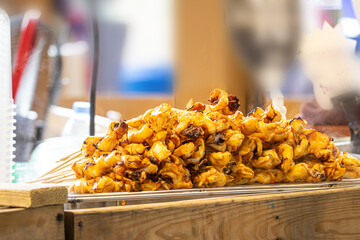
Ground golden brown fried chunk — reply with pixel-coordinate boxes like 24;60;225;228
97;121;128;152
251;149;281;169
128;124;153;143
81;136;103;157
159;162;193;189
194;167;227;188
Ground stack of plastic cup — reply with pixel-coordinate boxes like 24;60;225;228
0;9;15;183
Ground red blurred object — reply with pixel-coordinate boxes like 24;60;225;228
12;10;41;100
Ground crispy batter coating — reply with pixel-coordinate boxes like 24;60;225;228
69;89;360;194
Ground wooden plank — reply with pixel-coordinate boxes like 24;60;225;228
0;183;68;208
65;187;360;240
0;205;64;240
174;0;251;113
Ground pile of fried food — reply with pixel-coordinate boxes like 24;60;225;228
69;89;360;193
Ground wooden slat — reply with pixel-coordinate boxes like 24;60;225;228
65;187;360;240
0;205;64;240
0;183;68;208
174;0;251;112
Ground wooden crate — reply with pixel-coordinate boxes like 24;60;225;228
0;183;68;240
64;186;360;240
0;205;65;240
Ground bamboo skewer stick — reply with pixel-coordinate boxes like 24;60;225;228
43;172;75;181
26;151;82;184
37;154;82;179
56;150;82;163
28;169;75;182
27;172;75;183
55;151;80;163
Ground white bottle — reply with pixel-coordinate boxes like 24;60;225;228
61;102;91;138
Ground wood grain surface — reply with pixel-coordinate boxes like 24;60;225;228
0;205;64;240
0;183;68;208
65;187;360;240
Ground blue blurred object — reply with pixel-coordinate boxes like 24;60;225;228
341;0;360;53
118;65;173;95
342;0;357;18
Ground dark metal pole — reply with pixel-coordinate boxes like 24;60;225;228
89;0;99;136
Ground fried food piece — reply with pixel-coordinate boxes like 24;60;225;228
97;121;128;152
72;158;90;179
224;129;244;152
125;143;147;155
206;112;231;132
186;99;206;112
149;131;168;145
93;176;119;193
81;136;103;157
294;135;309;159
147;141;171;164
82;151;121;179
159;162;193;189
187;138;205;164
339;153;360;178
285;163;309;182
140;179;163;191
181;124;204;139
250;169;284;184
304;160;326;182
238;137;262;157
306;130;332;159
251;121;289;142
147;104;172;132
70;175;136;193
277;143;294;173
173;142;195;159
208;151;232;170
324;159;346;181
247;107;265;120
222;94;240;115
208;89;229;111
251;149;281;169
128;124;154;143
194;167;227;188
69;178;96;194
228;163;255;184
240;117;260;135
289;117;307;137
263;105;283;123
127;114;143;128
121;155;148;170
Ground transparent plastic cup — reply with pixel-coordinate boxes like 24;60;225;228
0;129;16;135
0;139;16;144
0;167;14;173
0;150;15;155
0;149;14;154
0;166;14;171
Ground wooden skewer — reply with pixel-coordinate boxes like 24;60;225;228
38;155;82;179
30;169;75;182
32;169;75;183
44;172;75;180
43;177;76;184
26;150;82;184
56;150;82;163
28;172;76;183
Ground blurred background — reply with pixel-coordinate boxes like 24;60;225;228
2;0;360;181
